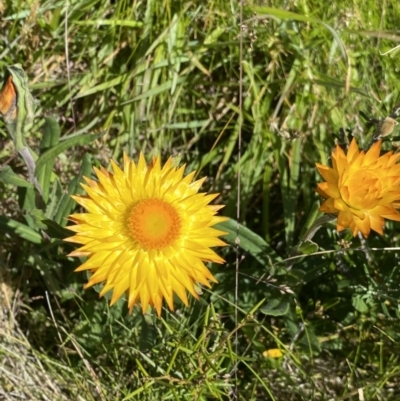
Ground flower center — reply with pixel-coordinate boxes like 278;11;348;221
341;170;382;210
128;198;181;250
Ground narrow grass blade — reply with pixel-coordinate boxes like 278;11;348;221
35;131;105;174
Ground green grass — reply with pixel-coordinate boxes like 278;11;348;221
1;0;400;400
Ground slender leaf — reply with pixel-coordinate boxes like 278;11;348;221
0;216;41;244
0;165;33;188
35;131;105;174
216;219;281;268
37;116;61;202
261;298;291;316
54;153;92;225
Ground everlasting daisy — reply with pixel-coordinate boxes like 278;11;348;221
316;138;400;237
65;153;227;316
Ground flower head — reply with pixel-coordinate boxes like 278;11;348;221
65;153;227;315
316;138;400;237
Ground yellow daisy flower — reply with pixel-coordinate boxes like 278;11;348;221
65;153;227;316
316;138;400;237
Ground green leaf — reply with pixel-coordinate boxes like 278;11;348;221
380;302;391;318
75;19;143;28
35;130;105;174
139;316;157;351
215;219;281;268
18;186;36;217
54;153;92;225
0;165;33;188
45;179;63;220
296;240;319;255
0;216;42;244
39;116;61;152
352;295;369;314
37;116;61;202
261;298;290;316
48;5;61;31
42;219;73;239
27;209;48;230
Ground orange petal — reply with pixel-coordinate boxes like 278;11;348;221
319;198;337;213
353;214;371;237
369;214;384;235
363;140;381;166
347;138;360;163
337;210;353;231
316;163;338;183
317;182;340;199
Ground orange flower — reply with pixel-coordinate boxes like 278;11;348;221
316;138;400;237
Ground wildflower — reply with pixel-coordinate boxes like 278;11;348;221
65;153;227;315
316;138;400;237
263;348;283;358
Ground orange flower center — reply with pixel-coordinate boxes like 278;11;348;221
341;170;382;209
128;198;181;250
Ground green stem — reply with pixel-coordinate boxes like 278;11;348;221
300;214;336;242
